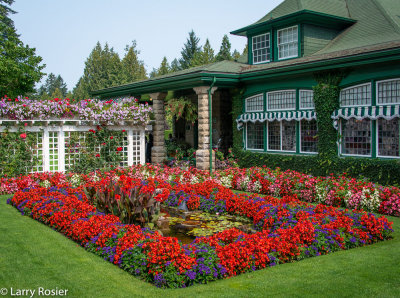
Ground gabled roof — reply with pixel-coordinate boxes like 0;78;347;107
92;0;400;98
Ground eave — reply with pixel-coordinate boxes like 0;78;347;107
230;10;356;37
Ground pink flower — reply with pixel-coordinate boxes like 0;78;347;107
20;133;27;139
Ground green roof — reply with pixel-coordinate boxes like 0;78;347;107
92;0;400;98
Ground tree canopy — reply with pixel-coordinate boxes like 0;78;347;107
179;30;201;70
216;34;233;62
0;0;45;98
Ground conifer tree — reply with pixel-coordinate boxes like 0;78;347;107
179;30;201;69
191;39;215;67
216;34;233;62
121;41;147;83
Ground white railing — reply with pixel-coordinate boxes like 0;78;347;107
0;119;148;172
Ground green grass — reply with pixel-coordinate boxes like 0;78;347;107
1;194;400;297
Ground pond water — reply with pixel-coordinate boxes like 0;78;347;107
156;206;255;244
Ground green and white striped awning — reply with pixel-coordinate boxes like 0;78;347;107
236;110;316;130
331;105;400;121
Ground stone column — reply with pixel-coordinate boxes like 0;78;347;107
193;86;217;171
149;92;167;164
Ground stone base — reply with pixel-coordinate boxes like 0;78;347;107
151;146;166;164
195;149;215;171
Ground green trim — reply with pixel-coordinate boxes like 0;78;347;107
230;10;356;36
372;120;377;158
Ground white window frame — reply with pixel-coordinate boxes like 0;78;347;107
267;90;297;111
339;119;372;158
376;78;400;106
252;33;271;64
266;120;296;153
299;89;315;110
376;118;400;159
339;83;372;108
245;94;264;112
277;25;299;61
299;120;318;154
246;122;265;151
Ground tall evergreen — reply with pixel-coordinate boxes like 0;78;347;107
179;30;201;69
170;58;181;72
121;41;147;83
38;73;68;99
157;57;170;76
216;34;232;62
0;0;45;98
73;42;124;99
191;39;215;67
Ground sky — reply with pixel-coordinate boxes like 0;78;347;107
13;0;284;91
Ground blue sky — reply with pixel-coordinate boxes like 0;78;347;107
13;0;284;91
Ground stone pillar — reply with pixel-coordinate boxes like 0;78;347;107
193;86;217;171
149;92;167;164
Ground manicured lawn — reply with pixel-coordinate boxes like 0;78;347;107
1;194;399;297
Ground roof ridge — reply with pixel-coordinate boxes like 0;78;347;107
371;0;400;34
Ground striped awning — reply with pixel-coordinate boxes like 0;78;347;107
236;110;316;130
331;105;400;120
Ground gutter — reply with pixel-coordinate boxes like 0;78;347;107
208;77;217;173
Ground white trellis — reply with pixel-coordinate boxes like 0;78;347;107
0;119;147;173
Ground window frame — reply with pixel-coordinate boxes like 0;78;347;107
252;33;271;65
266;89;297;111
340;118;373;158
376;118;400;159
277;25;299;61
267;120;296;153
246;122;265;151
299;89;315;110
245;93;264;112
339;82;372;108
376;78;400;106
299;119;318;154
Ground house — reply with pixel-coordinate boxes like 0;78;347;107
92;0;400;173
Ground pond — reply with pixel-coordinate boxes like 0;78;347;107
156;206;256;244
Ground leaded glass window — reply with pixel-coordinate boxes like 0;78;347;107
300;120;318;153
252;33;270;64
267;90;296;111
299;90;315;109
277;26;298;60
245;94;264;112
268;121;281;151
377;79;400;105
340;83;371;107
378;119;399;157
341;119;371;156
246;122;264;150
267;120;296;152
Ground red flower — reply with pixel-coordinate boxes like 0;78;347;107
96;154;100;158
110;136;113;140
20;133;27;139
122;130;126;132
117;147;123;152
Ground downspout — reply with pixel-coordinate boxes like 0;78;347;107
208;77;217;173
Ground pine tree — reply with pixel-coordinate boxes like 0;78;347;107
179;30;201;69
232;49;241;61
73;42;124;99
0;0;45;98
191;39;215;67
38;73;68;99
157;57;170;76
121;41;147;83
170;58;181;72
50;87;63;99
216;35;232;62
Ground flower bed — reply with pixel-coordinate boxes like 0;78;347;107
0;96;151;125
7;174;393;288
2;164;400;217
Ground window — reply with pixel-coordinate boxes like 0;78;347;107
277;26;298;60
341;119;371;156
267;90;296;111
299;90;314;109
268;120;296;152
300;120;318;153
245;94;264;112
252;33;270;64
377;79;400;105
246;122;264;150
378;119;399;157
340;83;371;107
